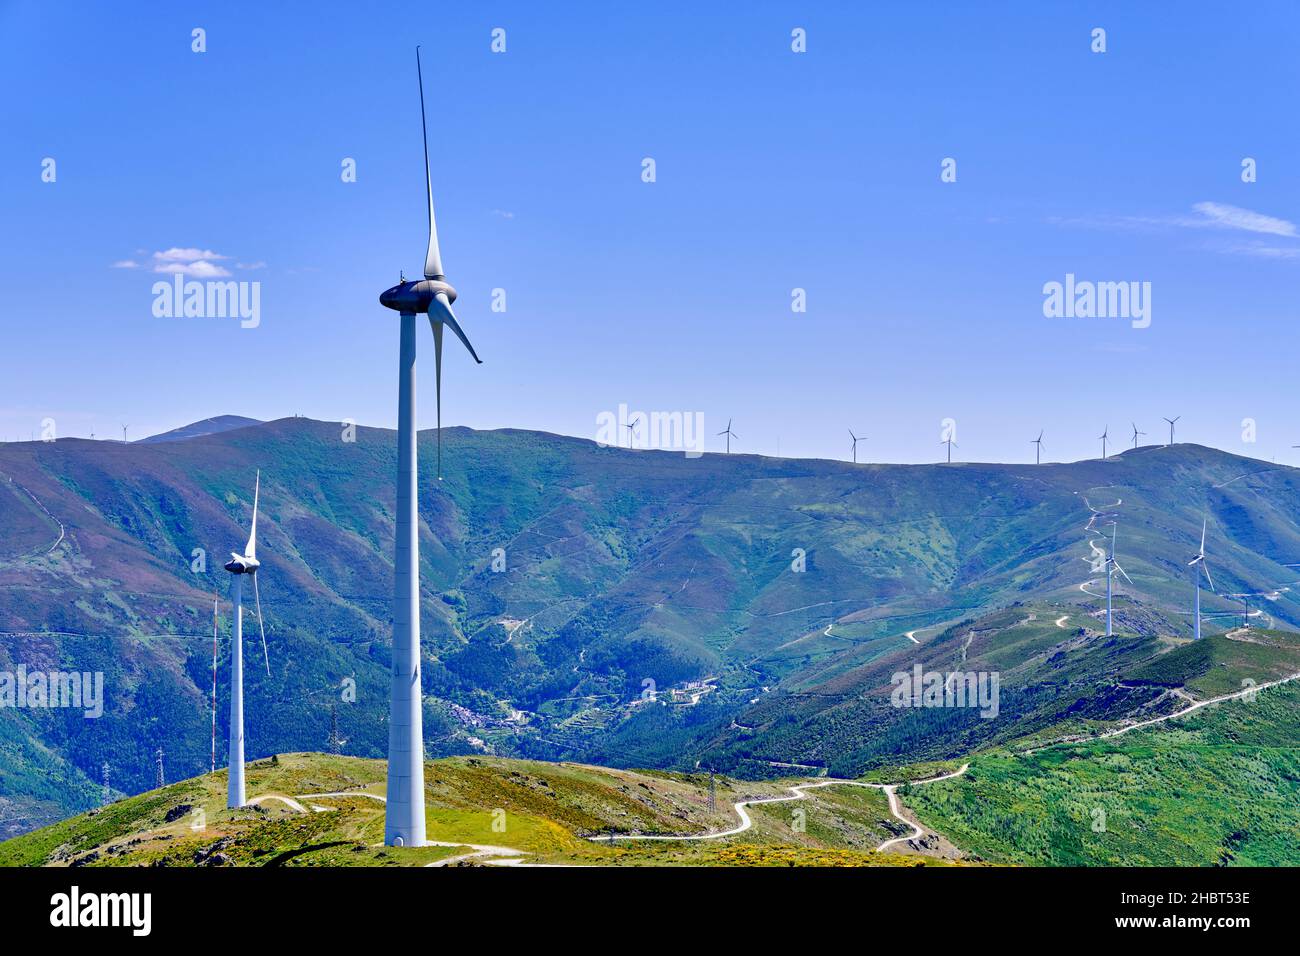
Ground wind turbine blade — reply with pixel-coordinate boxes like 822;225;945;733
1113;560;1134;586
244;470;259;560
430;293;482;364
253;574;270;677
1202;561;1215;592
1200;518;1207;554
416;47;444;280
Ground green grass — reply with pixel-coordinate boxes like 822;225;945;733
906;682;1300;866
0;752;956;867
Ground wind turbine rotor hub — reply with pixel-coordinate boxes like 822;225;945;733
379;277;458;313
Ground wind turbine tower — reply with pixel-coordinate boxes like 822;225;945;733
1099;426;1109;460
941;436;957;463
1103;522;1133;637
223;471;269;809
1187;518;1214;640
376;48;485;847
1032;430;1043;465
1131;422;1145;449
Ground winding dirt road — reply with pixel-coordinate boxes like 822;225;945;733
587;763;970;853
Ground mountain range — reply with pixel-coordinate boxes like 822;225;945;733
3;416;1300;837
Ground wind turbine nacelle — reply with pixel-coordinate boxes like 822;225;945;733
380;278;457;314
224;554;260;574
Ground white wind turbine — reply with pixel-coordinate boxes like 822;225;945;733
222;470;270;808
375;48;484;848
1188;518;1214;640
1103;521;1133;637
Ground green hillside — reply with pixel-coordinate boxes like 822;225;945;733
0;753;944;868
3;419;1300;835
905;680;1300;866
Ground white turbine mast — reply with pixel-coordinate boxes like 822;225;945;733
376;47;485;848
1104;520;1133;637
223;470;268;808
1188;517;1214;640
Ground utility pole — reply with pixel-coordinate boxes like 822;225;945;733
102;762;111;806
156;748;165;789
328;705;344;755
708;767;716;812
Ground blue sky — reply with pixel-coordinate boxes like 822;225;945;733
3;1;1300;464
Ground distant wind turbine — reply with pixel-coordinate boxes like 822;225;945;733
848;429;865;464
941;437;957;463
210;593;219;774
121;424;129;444
1131;422;1146;450
1103;521;1133;637
625;415;640;449
1031;430;1043;465
222;471;270;808
1187;518;1214;640
1163;416;1180;446
718;418;738;454
1099;426;1109;460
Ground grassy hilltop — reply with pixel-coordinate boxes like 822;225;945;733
0;753;949;868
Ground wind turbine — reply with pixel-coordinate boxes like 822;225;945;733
375;48;484;848
848;429;865;464
1131;422;1145;449
1099;426;1109;460
941;437;957;463
222;471;269;809
1163;416;1180;446
1187;518;1214;640
718;419;738;454
624;415;640;449
210;593;219;774
1103;521;1133;637
121;424;129;444
1031;430;1043;465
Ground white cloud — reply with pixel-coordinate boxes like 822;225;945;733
152;248;229;263
1051;203;1297;238
1218;241;1300;259
236;261;267;270
111;260;140;269
154;260;233;278
490;209;515;219
1189;202;1297;237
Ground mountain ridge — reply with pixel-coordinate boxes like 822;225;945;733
3;416;1299;836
